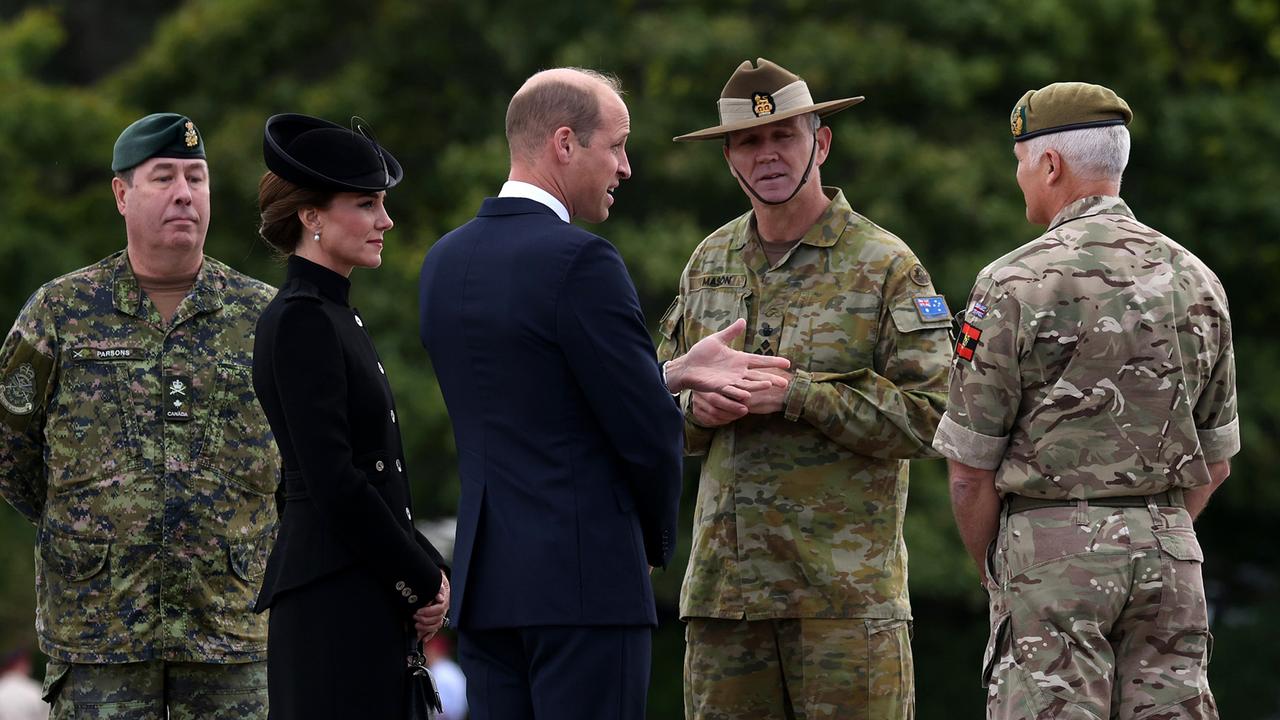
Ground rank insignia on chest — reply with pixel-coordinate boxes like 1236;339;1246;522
956;322;982;362
913;295;950;322
165;373;193;422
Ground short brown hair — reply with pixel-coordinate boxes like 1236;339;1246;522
505;68;622;161
257;171;333;255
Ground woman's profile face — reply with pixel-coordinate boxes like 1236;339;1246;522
311;191;393;274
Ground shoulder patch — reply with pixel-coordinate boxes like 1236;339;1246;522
909;263;932;287
0;363;36;415
913;295;950;323
956;322;982;362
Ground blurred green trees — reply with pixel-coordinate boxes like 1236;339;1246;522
1;0;1277;715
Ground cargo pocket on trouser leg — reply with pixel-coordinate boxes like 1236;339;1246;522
865;618;915;720
1113;520;1214;717
41;660;70;704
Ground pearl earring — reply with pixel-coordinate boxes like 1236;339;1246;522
313;230;321;243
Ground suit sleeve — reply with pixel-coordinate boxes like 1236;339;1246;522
0;288;57;523
271;300;442;613
786;256;953;460
557;236;684;567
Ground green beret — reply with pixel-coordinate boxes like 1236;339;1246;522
111;113;205;172
1009;82;1132;142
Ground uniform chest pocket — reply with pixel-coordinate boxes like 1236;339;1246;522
777;291;880;373
47;359;141;486
684;286;752;347
200;362;277;495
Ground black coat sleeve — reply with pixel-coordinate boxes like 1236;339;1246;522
272;299;443;613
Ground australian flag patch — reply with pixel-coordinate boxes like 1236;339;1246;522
913;295;950;322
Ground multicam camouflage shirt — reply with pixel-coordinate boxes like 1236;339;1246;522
932;196;1240;497
0;250;279;664
657;188;952;621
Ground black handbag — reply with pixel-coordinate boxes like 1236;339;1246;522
406;646;444;719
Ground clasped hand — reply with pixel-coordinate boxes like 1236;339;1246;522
666;318;791;426
412;572;451;645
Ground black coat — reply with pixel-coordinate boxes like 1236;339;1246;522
253;255;445;718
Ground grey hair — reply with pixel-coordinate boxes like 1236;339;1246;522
1020;125;1130;182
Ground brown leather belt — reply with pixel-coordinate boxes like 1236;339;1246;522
1004;491;1183;515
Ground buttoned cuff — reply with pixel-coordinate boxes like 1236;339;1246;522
931;413;1008;470
1198;416;1241;463
783;369;811;422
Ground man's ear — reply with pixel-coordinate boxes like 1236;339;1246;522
814;125;833;166
111;177;128;216
552;126;575;164
1043;148;1064;185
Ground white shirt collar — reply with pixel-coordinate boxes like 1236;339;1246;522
499;181;570;223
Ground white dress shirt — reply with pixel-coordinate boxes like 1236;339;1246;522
498;180;569;223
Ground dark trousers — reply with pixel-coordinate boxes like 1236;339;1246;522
458;625;651;720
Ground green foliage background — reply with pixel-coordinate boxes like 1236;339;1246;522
1;1;1277;716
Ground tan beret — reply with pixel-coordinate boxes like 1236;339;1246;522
1010;82;1132;141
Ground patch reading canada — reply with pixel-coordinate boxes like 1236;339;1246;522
0;363;36;415
165;373;193;422
956;322;982;362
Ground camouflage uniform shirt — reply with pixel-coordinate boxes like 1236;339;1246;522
933;195;1239;494
0;250;279;664
658;188;952;620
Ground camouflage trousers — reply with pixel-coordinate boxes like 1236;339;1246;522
983;501;1217;719
684;616;914;720
41;659;266;719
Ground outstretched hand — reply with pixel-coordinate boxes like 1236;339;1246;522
665;319;791;402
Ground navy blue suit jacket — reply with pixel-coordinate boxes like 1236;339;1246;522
419;197;683;630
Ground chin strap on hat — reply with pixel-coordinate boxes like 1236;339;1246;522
351;116;390;188
728;132;819;207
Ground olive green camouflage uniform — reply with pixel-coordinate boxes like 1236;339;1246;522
934;196;1237;719
0;250;278;714
658;188;952;719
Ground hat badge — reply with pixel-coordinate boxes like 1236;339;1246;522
752;92;776;118
1010;106;1026;137
183;121;199;148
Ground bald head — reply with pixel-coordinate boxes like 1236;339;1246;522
505;68;622;165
